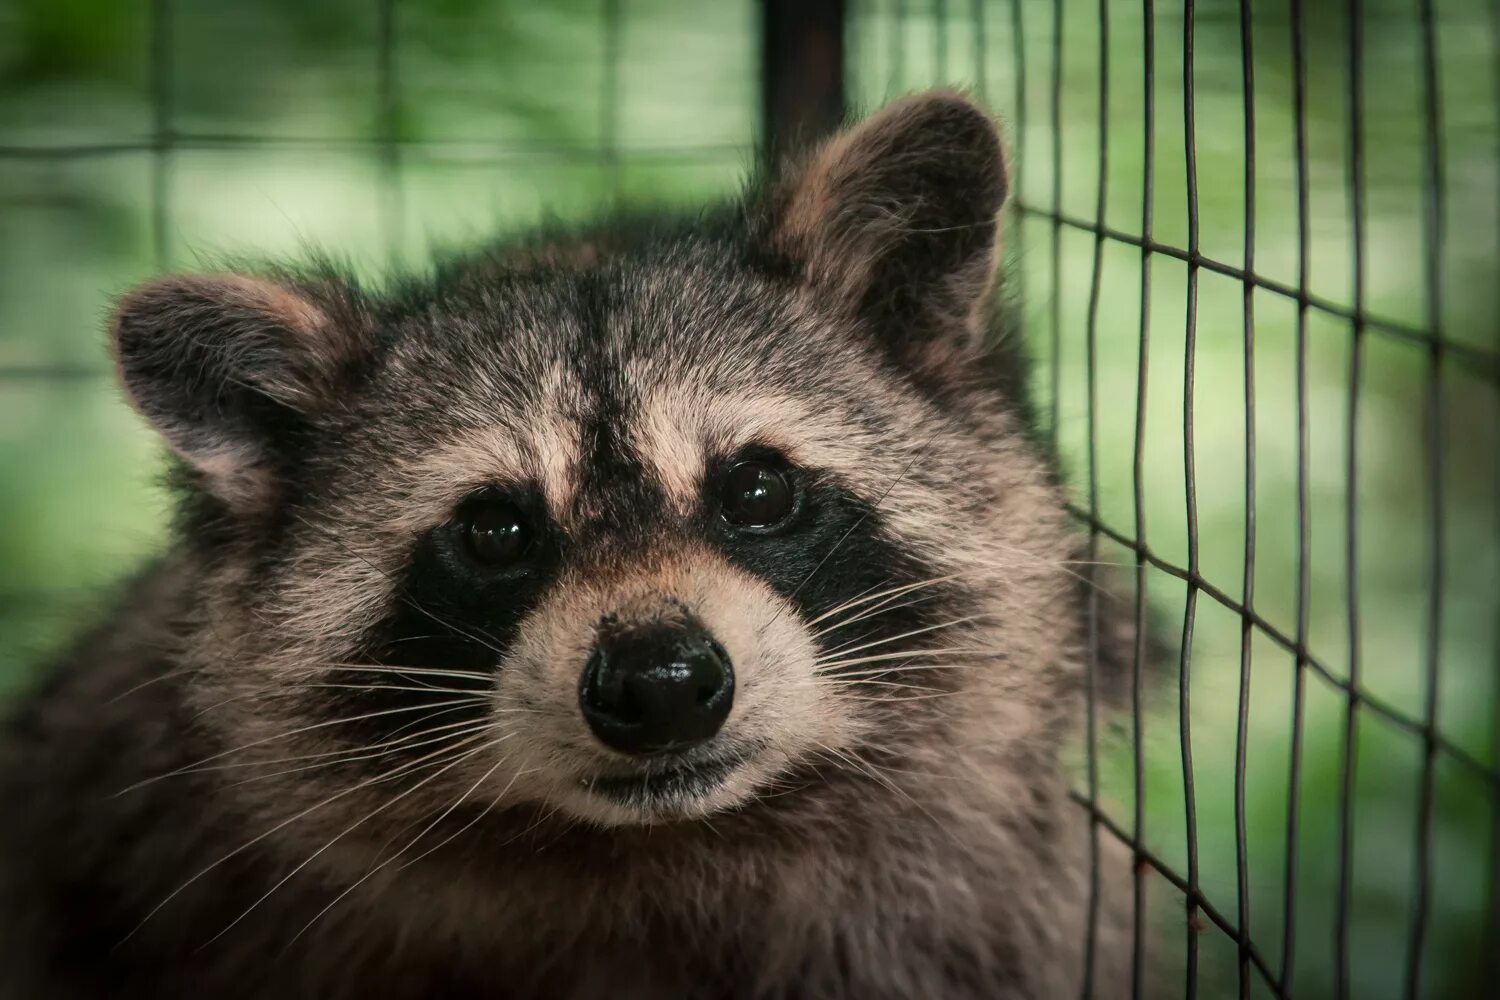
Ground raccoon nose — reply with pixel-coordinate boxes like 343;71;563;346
579;623;734;755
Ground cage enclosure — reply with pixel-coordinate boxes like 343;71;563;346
0;1;1496;997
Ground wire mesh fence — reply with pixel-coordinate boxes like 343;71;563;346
850;1;1499;996
0;1;1497;997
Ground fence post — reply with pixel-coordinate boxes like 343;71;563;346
761;0;846;153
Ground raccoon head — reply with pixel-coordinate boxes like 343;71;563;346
111;92;1079;848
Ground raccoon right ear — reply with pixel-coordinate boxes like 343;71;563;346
111;274;365;509
762;91;1009;372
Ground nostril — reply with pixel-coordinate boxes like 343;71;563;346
614;681;644;724
689;644;730;708
581;648;639;725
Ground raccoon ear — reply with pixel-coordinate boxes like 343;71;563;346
111;274;364;509
765;91;1008;370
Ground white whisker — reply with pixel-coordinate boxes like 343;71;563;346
809;743;940;825
179;712;498;777
815;647;997;672
116;697;493;796
104;666;200;704
301;683;491;698
815;615;985;661
310;663;494;685
838;690;963;705
116;733;494;948
198;734;505;949
221;721;504;788
810;587;956;644
804;572;978;630
286;760;529;947
819;660;996;680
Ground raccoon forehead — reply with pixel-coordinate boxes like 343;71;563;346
354;371;945;536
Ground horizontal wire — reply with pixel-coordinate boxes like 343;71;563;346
0;364;113;380
1067;502;1498;787
1015;201;1500;380
4;198;1486;384
0;135;745;163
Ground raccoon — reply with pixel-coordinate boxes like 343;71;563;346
0;92;1134;999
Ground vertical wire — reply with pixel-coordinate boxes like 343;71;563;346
850;0;862;103
1234;0;1257;996
601;0;623;205
892;0;906;94
1010;0;1026;181
1278;0;1314;989
935;0;948;82
1403;0;1447;992
376;0;403;268
1005;0;1026;406
971;0;987;102
1048;0;1064;455
149;0;174;269
1278;0;1312;989
1489;562;1500;977
1079;0;1109;994
1130;3;1155;998
1180;1;1202;995
1333;1;1366;997
1490;0;1500;985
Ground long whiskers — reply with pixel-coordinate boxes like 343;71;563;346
116;730;496;948
190;684;486;724
308;663;494;685
814;614;988;662
196;733;508;949
300;682;493;698
176;712;496;778
284;759;530;948
219;720;508;789
104;666;200;704
808;742;941;826
116;697;497;796
805;571;982;632
761;435;939;636
814;646;999;673
186;660;495;724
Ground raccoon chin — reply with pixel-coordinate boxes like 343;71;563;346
558;745;778;827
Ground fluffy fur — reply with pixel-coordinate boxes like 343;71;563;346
0;92;1134;999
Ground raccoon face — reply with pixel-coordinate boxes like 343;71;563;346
110;92;1077;841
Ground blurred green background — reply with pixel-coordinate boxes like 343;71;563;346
1;0;1495;996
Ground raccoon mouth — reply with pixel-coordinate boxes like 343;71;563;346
583;752;747;806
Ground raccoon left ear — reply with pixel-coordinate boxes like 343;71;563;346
111;273;366;510
763;91;1008;370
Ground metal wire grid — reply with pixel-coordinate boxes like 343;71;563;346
851;1;1499;998
0;0;732;384
1;2;1497;998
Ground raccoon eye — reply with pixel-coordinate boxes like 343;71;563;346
464;500;531;566
719;461;794;528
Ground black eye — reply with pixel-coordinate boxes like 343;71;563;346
719;461;794;528
464;500;532;566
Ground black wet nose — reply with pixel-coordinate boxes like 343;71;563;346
579;622;734;755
